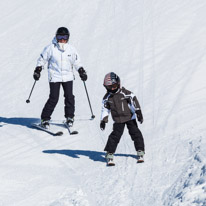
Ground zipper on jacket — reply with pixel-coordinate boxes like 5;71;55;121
61;52;63;81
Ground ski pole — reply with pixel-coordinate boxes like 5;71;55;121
83;81;95;119
26;80;37;103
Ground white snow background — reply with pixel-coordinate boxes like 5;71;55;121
0;0;206;205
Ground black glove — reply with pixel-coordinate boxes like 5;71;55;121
33;66;42;81
78;67;87;81
100;121;106;131
136;110;143;124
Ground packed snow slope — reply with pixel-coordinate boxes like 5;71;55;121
0;0;206;205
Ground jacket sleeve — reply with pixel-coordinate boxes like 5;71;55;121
36;45;51;67
130;93;141;111
132;94;141;111
122;87;141;111
100;99;110;123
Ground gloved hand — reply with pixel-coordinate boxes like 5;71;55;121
78;67;87;81
33;66;42;81
100;121;106;131
136;110;143;124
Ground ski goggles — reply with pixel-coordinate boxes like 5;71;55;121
105;83;119;91
56;34;69;40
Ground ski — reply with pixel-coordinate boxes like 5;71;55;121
137;151;145;163
105;153;115;166
63;122;78;135
137;159;144;163
137;156;144;163
32;123;63;136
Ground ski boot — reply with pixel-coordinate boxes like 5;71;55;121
66;117;74;127
40;119;50;129
105;152;115;166
137;150;145;163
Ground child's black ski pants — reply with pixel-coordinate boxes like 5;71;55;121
104;119;145;153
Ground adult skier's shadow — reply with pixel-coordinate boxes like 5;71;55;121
43;149;137;163
0;117;39;128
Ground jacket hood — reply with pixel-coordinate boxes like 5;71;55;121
52;37;58;46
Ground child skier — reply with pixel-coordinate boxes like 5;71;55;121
100;72;145;165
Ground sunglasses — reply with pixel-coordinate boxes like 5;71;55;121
56;35;69;40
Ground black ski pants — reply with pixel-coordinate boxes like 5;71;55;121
41;81;74;120
104;119;145;153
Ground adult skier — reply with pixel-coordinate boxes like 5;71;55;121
100;72;145;165
33;27;87;128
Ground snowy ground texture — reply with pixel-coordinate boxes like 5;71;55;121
0;0;206;205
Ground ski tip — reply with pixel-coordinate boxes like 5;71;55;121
107;163;115;166
70;131;78;135
137;160;144;163
54;131;64;136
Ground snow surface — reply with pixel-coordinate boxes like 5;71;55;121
0;0;206;205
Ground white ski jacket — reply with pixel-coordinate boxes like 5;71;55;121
36;37;83;82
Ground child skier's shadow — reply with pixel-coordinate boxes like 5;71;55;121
0;117;39;128
43;149;137;163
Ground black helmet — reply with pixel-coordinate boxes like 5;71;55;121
103;72;120;92
56;27;70;41
56;27;70;35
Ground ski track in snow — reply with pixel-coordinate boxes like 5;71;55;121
1;0;206;205
163;136;206;206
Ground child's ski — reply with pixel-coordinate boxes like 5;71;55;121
107;159;115;166
32;123;63;136
105;153;115;166
137;151;145;163
137;157;144;163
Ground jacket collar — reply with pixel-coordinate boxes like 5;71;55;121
52;37;69;52
108;88;121;96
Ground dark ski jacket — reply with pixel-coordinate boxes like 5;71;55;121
101;87;142;123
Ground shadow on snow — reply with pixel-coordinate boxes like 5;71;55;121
0;117;39;128
43;149;137;163
0;116;94;128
